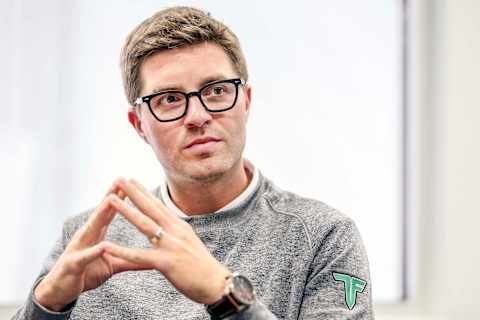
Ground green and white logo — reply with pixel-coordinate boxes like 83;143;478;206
332;272;367;310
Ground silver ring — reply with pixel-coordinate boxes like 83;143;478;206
150;226;164;246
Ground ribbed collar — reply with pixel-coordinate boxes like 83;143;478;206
153;161;265;232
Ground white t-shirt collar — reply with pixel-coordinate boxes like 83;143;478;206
160;159;259;218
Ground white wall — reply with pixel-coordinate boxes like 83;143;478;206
375;0;480;318
436;0;480;317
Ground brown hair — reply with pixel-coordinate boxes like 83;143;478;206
120;6;248;106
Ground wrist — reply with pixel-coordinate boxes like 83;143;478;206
206;269;233;305
34;279;69;312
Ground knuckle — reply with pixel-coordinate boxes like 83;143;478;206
176;229;190;243
143;222;156;235
105;194;119;206
170;236;187;251
159;255;174;271
131;252;142;263
160;219;173;231
178;219;192;231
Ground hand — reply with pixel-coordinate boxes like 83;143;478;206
102;178;231;305
34;178;147;311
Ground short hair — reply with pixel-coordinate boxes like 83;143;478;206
120;6;248;106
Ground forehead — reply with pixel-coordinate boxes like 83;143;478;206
139;42;238;94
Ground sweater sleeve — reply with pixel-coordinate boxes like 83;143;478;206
298;217;375;319
11;222;76;320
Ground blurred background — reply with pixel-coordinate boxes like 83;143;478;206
1;0;479;319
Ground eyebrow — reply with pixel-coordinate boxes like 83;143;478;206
148;74;232;95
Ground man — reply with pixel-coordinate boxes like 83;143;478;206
13;6;374;320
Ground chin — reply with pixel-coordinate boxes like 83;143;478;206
181;154;236;183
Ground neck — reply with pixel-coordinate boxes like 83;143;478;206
166;159;251;216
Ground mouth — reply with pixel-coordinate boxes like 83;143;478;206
185;136;222;149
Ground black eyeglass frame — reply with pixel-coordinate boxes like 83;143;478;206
134;78;245;122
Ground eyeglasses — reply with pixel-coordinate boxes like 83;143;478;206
134;78;245;122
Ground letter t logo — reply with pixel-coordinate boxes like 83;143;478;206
332;272;367;310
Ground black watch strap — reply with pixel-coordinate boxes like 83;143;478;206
206;273;255;319
207;294;242;319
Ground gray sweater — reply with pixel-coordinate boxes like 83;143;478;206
13;173;374;319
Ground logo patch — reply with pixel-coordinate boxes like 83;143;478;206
332;272;367;310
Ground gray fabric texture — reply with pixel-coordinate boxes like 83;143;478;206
12;172;374;319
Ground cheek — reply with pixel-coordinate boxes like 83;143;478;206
232;110;248;134
222;115;248;150
145;122;180;157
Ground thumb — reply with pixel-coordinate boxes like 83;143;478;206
72;242;106;269
105;253;154;274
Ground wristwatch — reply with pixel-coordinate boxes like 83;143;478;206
206;273;256;319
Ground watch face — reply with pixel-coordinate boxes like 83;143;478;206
232;275;255;305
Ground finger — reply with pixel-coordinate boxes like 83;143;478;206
88;180;125;228
97;189;127;241
94;181;128;223
82;196;116;240
103;241;159;267
76;182;127;246
130;179;178;221
118;179;172;227
108;194;161;239
103;177;126;197
104;253;154;274
69;242;106;270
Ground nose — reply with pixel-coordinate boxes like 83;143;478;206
183;93;212;128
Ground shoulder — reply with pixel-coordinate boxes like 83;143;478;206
259;176;359;251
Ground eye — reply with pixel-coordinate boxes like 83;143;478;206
212;86;224;96
161;94;180;104
203;83;231;97
151;92;185;110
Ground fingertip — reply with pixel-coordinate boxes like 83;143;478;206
117;189;127;199
105;177;124;195
93;241;105;251
96;242;107;253
109;177;126;193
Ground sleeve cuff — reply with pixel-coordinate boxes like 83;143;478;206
225;301;278;320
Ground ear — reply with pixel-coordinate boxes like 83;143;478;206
128;107;149;144
243;84;252;122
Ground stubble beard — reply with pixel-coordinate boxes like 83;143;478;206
183;152;240;184
171;140;244;185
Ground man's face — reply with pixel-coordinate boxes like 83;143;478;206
128;42;251;183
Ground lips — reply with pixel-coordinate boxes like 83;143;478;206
185;136;221;149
